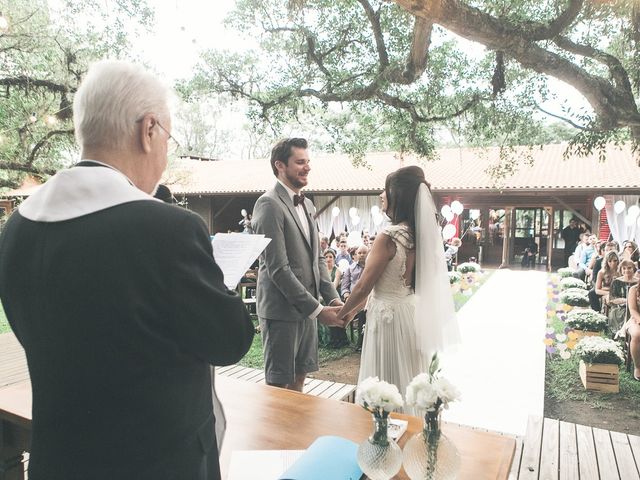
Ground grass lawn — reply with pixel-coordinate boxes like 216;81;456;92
0;303;9;334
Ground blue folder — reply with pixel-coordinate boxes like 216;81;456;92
279;436;363;480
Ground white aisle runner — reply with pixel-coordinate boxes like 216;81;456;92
440;269;547;436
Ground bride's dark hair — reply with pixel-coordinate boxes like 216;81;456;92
384;165;431;233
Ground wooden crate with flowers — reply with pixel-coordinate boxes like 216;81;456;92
564;310;608;339
574;336;624;393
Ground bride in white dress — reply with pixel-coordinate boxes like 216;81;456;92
338;166;460;415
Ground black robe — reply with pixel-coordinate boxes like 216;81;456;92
0;161;254;480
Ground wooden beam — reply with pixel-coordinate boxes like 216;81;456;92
313;195;341;219
545;206;555;272
500;207;512;268
552;196;591;226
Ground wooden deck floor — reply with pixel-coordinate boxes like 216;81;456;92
510;416;640;479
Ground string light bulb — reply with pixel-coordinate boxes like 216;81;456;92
0;12;8;33
46;115;58;126
29;113;37;123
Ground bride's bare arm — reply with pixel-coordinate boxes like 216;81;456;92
337;234;396;320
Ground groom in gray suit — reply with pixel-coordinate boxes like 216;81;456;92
252;138;346;391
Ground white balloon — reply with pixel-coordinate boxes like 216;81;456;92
451;200;464;215
337;259;350;273
440;205;452;217
352;215;361;226
614;200;626;214
331;206;340;217
349;207;358;218
470;209;480;220
442;224;456;240
444;211;454;222
593;196;606;211
370;205;380;215
347;231;361;248
241;208;247;217
628;205;640;219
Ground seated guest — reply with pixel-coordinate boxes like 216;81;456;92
0;60;254;480
607;260;638;335
594;251;619;312
622;240;640;268
319;235;330;254
341;245;369;351
335;237;353;265
324;248;342;292
573;234;596;281
625;284;640;380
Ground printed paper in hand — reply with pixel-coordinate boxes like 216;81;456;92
211;233;271;289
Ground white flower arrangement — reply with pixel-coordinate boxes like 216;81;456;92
557;267;575;278
356;377;404;416
448;271;462;285
405;354;460;412
565;310;608;332
560;277;587;290
574;336;624;365
456;262;480;274
560;288;590;307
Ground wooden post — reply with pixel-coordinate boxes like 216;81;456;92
500;207;512;268
546;206;555;272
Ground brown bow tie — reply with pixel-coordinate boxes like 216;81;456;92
293;193;305;207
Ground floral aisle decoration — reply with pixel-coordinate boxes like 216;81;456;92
402;354;461;480
560;288;590;308
456;262;480;274
574;336;624;393
557;267;575;278
565;310;608;334
448;271;462;293
559;277;587;290
355;377;404;480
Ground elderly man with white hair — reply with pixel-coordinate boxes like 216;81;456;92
0;60;254;480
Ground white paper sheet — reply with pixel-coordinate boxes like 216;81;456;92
227;450;304;480
212;233;271;289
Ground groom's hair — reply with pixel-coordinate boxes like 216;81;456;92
270;138;308;176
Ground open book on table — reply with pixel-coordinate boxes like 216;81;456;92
227;436;363;480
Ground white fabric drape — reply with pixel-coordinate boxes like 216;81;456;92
313;195;386;237
414;184;461;359
604;195;640;245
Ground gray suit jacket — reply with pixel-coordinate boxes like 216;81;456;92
252;182;340;321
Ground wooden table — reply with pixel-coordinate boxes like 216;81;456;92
0;375;514;480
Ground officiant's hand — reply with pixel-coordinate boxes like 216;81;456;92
318;306;347;327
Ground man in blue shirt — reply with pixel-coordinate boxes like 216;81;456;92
576;234;597;282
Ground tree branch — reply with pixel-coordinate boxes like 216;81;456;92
534;104;589;130
382;17;433;84
0;76;73;94
1;161;59;176
392;0;640;133
356;0;389;69
527;0;583;41
26;129;74;166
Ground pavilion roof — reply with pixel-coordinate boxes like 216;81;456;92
166;143;639;195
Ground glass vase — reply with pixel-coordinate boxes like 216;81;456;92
357;413;403;480
402;409;460;480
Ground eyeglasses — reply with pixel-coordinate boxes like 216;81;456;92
136;116;181;155
155;121;180;155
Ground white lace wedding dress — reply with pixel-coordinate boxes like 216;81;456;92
358;224;427;416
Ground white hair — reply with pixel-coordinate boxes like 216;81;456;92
73;60;171;151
